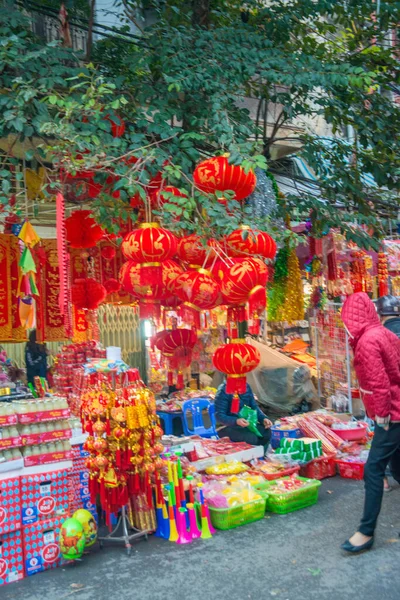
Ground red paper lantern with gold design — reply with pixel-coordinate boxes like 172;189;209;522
121;223;177;286
176;234;207;267
221;258;268;305
172;269;220;328
213;342;261;401
154;328;197;389
226;227;277;260
193;156;256;203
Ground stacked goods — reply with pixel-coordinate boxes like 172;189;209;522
270;423;302;449
297;416;343;454
275;438;323;462
0;476;24;586
68;445;98;522
24;516;66;576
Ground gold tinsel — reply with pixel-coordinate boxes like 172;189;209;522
281;249;304;322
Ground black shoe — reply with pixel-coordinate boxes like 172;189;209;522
341;538;374;554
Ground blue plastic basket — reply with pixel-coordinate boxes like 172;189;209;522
271;425;302;449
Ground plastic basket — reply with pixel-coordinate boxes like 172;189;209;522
257;476;321;515
299;454;336;480
208;497;267;530
271;426;302;449
260;465;300;481
335;459;365;480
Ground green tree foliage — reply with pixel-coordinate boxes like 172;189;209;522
1;1;400;249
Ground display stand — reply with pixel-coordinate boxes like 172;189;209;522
98;506;150;557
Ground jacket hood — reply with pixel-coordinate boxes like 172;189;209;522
341;292;380;344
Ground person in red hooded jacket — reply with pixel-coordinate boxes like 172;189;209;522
340;292;400;553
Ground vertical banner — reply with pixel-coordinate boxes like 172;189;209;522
35;240;66;342
0;235;12;341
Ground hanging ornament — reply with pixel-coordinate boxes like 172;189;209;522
221;257;268;305
65;210;105;248
172;269;220;328
193;156;256;203
71;278;107;310
176;234;208;268
280;250;304;322
101;245;116;261
103;278;121;295
212;342;260;409
225;227;276;260
378;251;389;297
154;328;197;389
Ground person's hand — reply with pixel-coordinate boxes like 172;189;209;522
236;418;249;428
376;416;390;431
263;418;272;429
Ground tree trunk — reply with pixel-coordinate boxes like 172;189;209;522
86;0;96;61
192;0;210;28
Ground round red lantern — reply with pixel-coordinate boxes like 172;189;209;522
154;328;198;389
213;342;261;400
121;223;177;286
101;245;116;261
65;210;105;249
226;227;277;260
193;156;256;203
176;234;207;267
172;269;220;328
71;278;107;310
221;258;268;305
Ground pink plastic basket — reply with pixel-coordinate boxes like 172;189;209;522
331;421;368;441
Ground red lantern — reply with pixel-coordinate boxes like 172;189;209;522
71;278;107;310
226;227;277;260
121;223;177;285
193;156;256;203
221;258;268;304
172;269;220;328
104;278;121;295
154;328;198;390
101;245;116;261
176;234;207;267
213;342;261;404
65;210;105;248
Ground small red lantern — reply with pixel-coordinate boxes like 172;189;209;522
121;223;177;285
172;269;220;328
101;245;116;261
104;278;121;295
193;156;256;203
176;234;207;267
71;278;107;310
221;258;268;304
65;210;105;249
213;342;261;408
154;328;197;389
226;227;277;260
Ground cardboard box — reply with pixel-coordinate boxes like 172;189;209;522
23;516;65;576
20;469;70;524
0;529;24;586
0;477;21;534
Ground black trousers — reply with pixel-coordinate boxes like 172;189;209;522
359;423;400;537
219;424;271;451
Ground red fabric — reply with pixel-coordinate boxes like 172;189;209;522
341;292;400;421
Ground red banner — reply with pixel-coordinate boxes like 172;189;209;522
0;235;11;341
35;240;66;342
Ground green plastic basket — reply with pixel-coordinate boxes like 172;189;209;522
208;497;267;530
256;476;321;515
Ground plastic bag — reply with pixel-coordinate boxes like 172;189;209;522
239;405;262;438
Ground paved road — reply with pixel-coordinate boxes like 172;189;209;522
5;477;400;600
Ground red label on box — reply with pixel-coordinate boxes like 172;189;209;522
23;450;73;467
0;415;17;426
37;497;56;516
0;559;7;579
21;430;72;447
18;409;70;424
0;437;22;449
41;543;59;564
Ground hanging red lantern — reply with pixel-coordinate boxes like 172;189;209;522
172;269;220;328
226;227;277;260
101;245;116;261
176;234;207;267
65;210;105;249
247;285;267;335
213;342;260;406
154;328;198;390
104;278;121;295
221;257;268;304
121;223;177;285
193;156;256;203
71;278;107;310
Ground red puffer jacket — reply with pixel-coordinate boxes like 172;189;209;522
341;292;400;422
